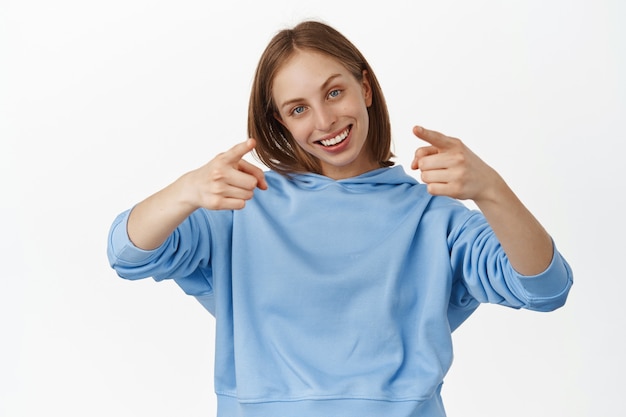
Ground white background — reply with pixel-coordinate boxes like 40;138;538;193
1;1;624;416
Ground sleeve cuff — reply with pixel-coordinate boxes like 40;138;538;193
107;209;162;265
510;242;573;311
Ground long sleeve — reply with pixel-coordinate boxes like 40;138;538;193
107;208;233;302
448;210;573;312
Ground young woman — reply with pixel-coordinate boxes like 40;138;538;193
108;21;572;417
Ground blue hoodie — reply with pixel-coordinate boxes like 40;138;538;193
108;166;572;417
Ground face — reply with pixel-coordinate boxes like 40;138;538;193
272;50;375;179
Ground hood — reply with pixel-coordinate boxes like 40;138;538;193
283;166;419;192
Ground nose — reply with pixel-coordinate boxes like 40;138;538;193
314;105;336;132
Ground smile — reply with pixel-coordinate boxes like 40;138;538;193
317;126;351;147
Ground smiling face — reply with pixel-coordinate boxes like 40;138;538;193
272;49;377;180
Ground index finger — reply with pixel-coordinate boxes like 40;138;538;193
413;126;456;150
222;138;257;163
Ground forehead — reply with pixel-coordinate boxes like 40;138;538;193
272;50;353;98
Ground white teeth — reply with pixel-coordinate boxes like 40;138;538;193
319;128;349;147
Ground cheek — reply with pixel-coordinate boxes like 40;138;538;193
285;121;313;146
346;98;369;120
352;101;370;128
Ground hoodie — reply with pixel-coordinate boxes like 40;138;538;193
107;165;572;417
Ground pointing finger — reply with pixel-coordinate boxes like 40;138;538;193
413;126;457;150
221;138;257;164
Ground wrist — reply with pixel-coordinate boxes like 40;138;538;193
473;171;509;209
174;171;203;213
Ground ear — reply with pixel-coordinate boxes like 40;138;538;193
361;70;373;107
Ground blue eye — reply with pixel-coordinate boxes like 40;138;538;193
292;106;305;115
329;89;341;98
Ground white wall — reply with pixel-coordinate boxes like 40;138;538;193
2;1;624;416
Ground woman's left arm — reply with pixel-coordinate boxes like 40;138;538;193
411;125;553;276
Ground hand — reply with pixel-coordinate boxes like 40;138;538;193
410;126;501;202
411;126;555;274
183;138;268;210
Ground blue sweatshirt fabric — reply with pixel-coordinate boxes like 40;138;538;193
107;166;573;417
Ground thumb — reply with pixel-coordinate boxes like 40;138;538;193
413;125;455;150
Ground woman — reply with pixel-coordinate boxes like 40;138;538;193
108;20;572;417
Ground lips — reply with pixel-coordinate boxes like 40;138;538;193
316;126;351;147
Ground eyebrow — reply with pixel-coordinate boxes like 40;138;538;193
278;73;343;111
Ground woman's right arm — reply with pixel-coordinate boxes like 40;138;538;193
127;139;268;250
